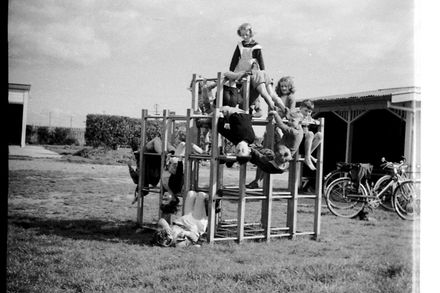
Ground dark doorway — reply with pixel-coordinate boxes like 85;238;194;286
309;112;347;174
351;109;405;167
8;103;24;145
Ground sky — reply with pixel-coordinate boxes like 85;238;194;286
8;0;417;128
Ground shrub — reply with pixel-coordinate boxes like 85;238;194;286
26;125;79;145
50;127;70;145
25;125;38;144
85;114;152;149
37;127;51;144
84;114;196;150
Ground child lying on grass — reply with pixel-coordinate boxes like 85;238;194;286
152;190;208;247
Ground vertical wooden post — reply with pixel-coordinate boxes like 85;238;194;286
262;172;273;242
216;72;224;192
236;74;250;243
237;162;247;243
160;110;170;222
191;74;198;111
183;109;194;214
194;115;201;190
403;102;415;173
345;111;353;163
215;72;224;226
292;152;301;238
261;117;274;230
208;107;220;242
137;109;148;225
206;73;223;243
313;118;325;239
287;158;295;237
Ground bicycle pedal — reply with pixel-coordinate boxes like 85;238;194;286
367;199;380;209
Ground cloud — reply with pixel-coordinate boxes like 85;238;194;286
9;1;110;65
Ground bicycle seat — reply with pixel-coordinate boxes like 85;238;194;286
336;162;359;171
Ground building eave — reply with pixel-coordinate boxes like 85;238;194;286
9;83;31;91
301;86;420;112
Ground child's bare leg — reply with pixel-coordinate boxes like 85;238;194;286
191;143;204;154
255;83;276;110
311;132;323;153
183;190;197;215
309;132;323;163
192;192;208;234
192;192;208;219
304;132;316;170
157;218;172;230
290;127;304;157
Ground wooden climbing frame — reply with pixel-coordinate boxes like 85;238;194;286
136;72;325;243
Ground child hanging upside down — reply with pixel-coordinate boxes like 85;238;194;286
196;105;255;157
197;105;293;173
248;143;292;174
217;105;255;149
128;132;204;205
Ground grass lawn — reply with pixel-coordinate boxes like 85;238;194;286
7;148;419;292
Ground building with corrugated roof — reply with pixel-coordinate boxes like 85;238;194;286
8;83;31;147
304;86;420;177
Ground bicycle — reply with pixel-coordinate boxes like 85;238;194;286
324;158;408;211
325;158;419;220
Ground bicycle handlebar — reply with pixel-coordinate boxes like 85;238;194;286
380;157;408;174
334;156;408;173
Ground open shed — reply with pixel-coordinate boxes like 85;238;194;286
8;83;31;147
304;86;420;177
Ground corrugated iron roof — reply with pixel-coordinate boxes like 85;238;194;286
306;86;420;102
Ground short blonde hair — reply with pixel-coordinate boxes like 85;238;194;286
235;141;251;157
237;23;254;37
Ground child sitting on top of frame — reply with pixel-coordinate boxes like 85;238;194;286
193;64;287;119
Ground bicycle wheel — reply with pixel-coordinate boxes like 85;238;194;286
323;170;347;193
393;180;420;220
373;175;394;211
325;177;367;218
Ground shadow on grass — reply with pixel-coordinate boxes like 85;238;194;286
8;215;156;246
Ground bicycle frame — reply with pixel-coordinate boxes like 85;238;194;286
364;178;394;202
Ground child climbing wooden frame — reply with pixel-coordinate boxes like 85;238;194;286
136;71;325;244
